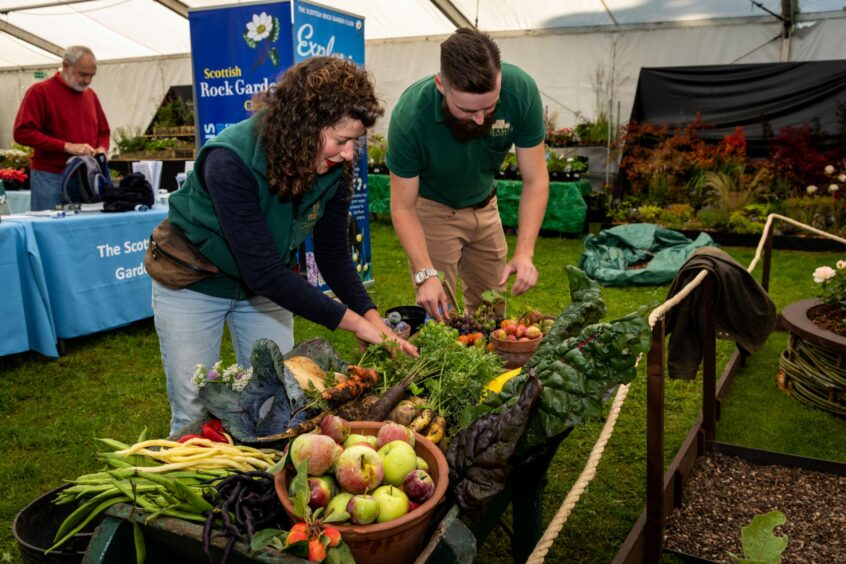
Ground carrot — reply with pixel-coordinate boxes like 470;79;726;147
319;366;379;407
252;411;327;442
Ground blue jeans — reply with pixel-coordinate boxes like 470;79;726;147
152;281;294;435
30;169;64;211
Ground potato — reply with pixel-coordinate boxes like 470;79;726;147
387;400;417;426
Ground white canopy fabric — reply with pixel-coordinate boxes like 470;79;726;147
1;0;844;68
1;1;845;149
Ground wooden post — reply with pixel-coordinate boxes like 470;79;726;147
645;319;665;562
761;224;774;292
702;274;717;440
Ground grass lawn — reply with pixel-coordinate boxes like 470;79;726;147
1;221;844;563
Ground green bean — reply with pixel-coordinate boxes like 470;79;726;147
132;521;146;564
95;437;131;451
49;496;130;552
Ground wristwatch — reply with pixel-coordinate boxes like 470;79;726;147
414;268;439;286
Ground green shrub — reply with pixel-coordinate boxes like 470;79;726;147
659;204;694;229
114;127;147;154
696;208;731;230
636;204;662;223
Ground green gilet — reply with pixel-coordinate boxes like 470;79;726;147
167;113;343;299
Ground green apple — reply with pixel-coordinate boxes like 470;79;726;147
416;456;429;472
343;433;378;449
347;493;379;525
325;492;353;522
378;440;418;487
372;485;409;522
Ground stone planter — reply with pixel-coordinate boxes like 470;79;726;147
778;298;846;416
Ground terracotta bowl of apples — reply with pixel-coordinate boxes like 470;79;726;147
274;420;449;564
490;319;544;368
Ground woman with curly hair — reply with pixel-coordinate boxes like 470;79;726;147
154;57;416;434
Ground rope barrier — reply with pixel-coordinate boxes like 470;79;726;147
524;213;844;562
525;380;631;564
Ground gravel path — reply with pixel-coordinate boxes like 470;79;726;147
663;452;846;563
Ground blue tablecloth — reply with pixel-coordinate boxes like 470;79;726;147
0;222;57;357
5;209;166;344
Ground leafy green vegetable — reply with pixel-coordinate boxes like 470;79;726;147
461;267;651;453
729;511;788;564
199;339;309;443
359;321;503;430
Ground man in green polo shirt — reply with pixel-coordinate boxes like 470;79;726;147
387;27;549;320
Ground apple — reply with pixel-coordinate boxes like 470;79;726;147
506;334;517;341
320;415;351;444
343;433;378;449
346;494;379;525
408;500;421;512
491;328;506;340
525;325;542;339
376;421;415;449
372;485;409;523
416;456;429;472
308;476;337;509
378;440;418;487
334;445;384;494
403;469;435;503
516;324;526;338
505;323;518;336
325;492;353;521
290;433;342;476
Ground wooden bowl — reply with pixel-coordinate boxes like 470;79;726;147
274;421;449;564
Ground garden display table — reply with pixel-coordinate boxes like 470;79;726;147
3;208;166;346
366;174;590;234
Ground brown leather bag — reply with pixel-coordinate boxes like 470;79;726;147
144;219;220;289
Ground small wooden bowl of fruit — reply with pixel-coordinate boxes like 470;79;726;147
490;319;543;368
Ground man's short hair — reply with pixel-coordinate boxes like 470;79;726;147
63;45;95;66
440;28;501;94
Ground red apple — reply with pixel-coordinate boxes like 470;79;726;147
408;500;421;512
334;445;384;494
307;476;337;509
376;421;415;449
319;415;351;444
403;469;435;503
290;433;342;476
516;324;526;338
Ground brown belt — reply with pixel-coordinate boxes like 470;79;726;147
470;187;497;209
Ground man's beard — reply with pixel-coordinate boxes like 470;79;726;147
441;98;496;143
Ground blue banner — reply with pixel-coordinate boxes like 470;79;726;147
189;2;293;144
293;1;372;288
292;0;365;64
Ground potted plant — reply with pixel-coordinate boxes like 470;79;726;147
367;134;387;175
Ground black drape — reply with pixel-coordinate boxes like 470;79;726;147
629;61;846;157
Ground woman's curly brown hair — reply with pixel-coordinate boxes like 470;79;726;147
253;57;383;201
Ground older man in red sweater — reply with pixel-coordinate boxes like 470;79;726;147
14;45;110;210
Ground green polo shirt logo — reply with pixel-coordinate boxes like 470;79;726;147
490;119;512;137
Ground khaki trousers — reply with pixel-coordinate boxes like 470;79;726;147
412;196;508;314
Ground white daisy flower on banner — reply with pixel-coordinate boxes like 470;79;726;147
246;12;273;42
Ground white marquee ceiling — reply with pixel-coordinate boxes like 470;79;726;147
0;0;844;68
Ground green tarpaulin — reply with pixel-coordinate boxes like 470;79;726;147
579;223;716;286
366;174;590;234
